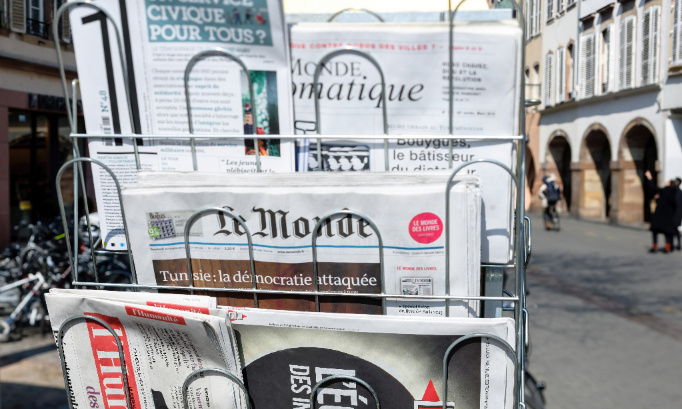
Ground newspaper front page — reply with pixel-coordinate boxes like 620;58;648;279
66;0;295;249
290;21;521;263
227;307;515;409
121;172;481;317
46;292;244;409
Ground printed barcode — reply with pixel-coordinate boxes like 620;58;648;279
102;116;113;135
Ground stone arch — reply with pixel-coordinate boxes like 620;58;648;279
615;117;658;223
545;132;572;210
579;124;612;220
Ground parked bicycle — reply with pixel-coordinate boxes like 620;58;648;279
0;272;47;341
0;214;133;341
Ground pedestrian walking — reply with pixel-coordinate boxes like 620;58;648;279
644;170;678;253
538;173;561;230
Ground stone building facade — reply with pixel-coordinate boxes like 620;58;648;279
0;0;78;244
525;0;682;225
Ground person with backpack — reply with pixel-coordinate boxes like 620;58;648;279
539;173;561;230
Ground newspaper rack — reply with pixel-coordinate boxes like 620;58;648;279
51;2;530;409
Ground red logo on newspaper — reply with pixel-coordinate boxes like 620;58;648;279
145;301;210;315
125;306;187;325
414;380;455;409
85;313;140;409
409;213;443;244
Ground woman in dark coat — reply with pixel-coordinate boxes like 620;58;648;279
645;170;679;253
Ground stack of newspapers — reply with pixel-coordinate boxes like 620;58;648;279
47;289;515;409
66;0;521;266
55;1;523;408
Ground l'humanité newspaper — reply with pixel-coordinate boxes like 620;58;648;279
45;289;516;409
45;290;245;409
66;0;295;250
121;171;482;317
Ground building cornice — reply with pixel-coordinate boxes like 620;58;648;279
0;55;77;80
540;84;660;114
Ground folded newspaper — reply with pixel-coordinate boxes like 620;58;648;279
66;0;296;250
121;171;481;317
291;21;521;137
226;307;516;409
46;290;244;409
290;21;521;263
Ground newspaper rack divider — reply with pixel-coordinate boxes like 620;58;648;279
312;47;391;170
442;334;518;409
57;315;134;409
311;209;386;313
51;2;530;408
184;207;260;308
182;368;253;409
327;8;386;22
184;49;262;172
311;376;382;409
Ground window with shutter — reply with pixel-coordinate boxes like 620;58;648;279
620;16;635;90
567;44;574;98
534;0;542;36
642;9;651;85
674;0;682;64
528;0;536;38
547;0;554;21
601;26;612;93
25;0;45;38
27;0;41;22
643;7;660;83
586;35;596;97
545;53;554;106
580;33;596;98
557;48;565;103
9;0;26;33
530;0;538;37
558;0;564;14
55;0;71;42
525;0;531;40
652;7;659;82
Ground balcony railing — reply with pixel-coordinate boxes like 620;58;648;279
26;18;50;40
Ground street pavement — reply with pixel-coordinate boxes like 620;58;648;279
526;212;682;408
1;213;681;409
0;327;68;409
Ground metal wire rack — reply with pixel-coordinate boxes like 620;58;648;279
50;2;530;409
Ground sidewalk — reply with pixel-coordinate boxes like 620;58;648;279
0;328;68;409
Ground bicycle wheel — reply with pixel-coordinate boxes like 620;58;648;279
524;371;547;409
0;320;12;342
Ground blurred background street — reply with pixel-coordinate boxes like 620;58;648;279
2;212;682;409
0;326;67;409
526;212;682;408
